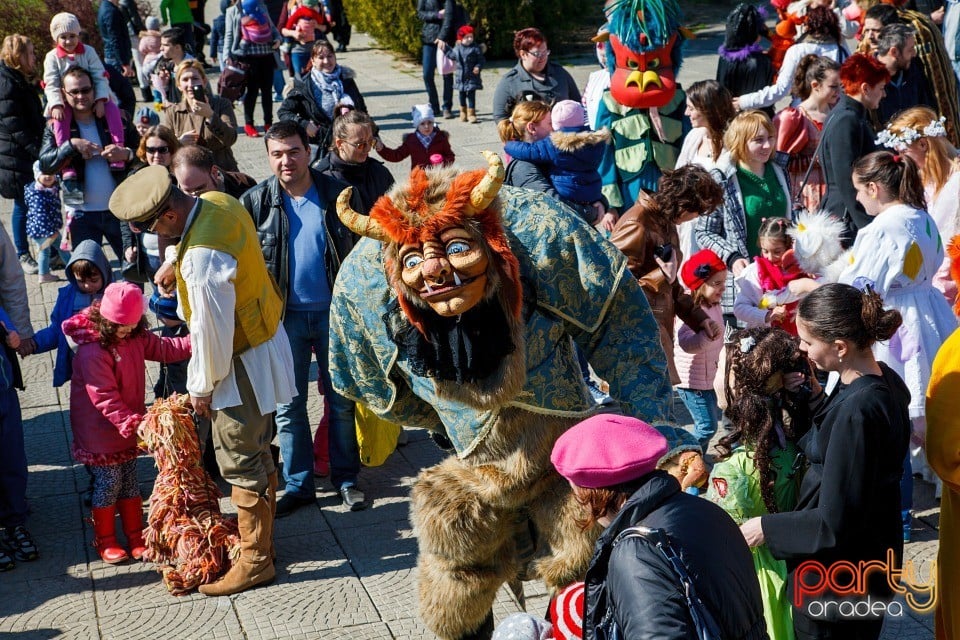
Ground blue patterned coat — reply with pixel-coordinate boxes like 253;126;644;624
328;186;671;458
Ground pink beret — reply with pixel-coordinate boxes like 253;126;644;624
551;414;668;488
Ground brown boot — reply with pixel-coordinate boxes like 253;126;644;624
467;108;477;124
199;486;275;596
117;497;147;560
459;108;468;122
266;472;278;560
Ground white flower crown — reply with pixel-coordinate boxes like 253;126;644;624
876;116;947;151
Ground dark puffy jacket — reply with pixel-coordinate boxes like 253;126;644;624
38;116;140;182
99;0;133;67
312;150;394;214
417;0;455;45
239;168;357;300
0;63;45;200
277;67;366;157
584;471;769;640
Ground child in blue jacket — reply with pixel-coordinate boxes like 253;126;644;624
503;99;611;225
21;240;111;386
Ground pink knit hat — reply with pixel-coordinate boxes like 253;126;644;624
551;100;586;131
100;282;145;325
551;414;668;488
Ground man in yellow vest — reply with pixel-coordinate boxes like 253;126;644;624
109;165;297;596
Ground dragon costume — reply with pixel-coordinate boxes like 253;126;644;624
596;0;691;210
327;153;677;639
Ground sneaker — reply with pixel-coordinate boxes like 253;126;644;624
18;254;38;275
339;486;367;511
275;492;315;518
0;549;13;571
38;273;63;284
62;179;84;206
244;123;261;138
1;526;39;562
442;108;454;120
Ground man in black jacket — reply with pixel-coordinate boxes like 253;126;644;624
818;54;890;246
38;66;139;258
240;121;366;515
875;23;932;124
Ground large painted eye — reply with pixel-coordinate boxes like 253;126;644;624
627;58;639;70
446;240;471;256
647;58;660;70
403;253;424;269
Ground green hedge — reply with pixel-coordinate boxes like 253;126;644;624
347;0;603;60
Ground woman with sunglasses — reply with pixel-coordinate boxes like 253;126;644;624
491;27;580;123
312;109;393;213
120;125;181;285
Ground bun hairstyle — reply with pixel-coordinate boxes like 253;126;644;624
797;283;902;349
720;327;807;515
852;150;927;211
792;54;840;100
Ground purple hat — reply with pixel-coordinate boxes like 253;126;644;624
551;414;668;488
551;100;586;131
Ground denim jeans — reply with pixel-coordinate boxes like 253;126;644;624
30;234;69;276
11;196;28;256
275;308;359;495
422;43;452;112
676;387;720;452
291;50;310;81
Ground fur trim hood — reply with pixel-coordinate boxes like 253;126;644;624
550;128;611;152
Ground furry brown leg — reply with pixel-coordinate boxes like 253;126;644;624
528;473;599;589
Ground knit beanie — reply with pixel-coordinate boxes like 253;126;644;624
549;582;584;640
145;16;162;31
412;104;435;128
551;100;586;131
135;105;160;127
491;613;553;640
457;25;474;40
100;282;145;326
50;12;81;41
723;4;767;51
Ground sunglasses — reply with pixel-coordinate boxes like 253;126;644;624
130;210;165;234
65;86;93;96
524;49;550;59
340;139;373;151
145;146;170;154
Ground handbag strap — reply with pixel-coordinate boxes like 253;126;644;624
613;526;724;640
794;113;832;203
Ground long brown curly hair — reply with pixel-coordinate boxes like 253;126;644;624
86;301;149;350
720;327;808;515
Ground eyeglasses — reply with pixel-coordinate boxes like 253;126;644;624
524;49;550;59
65;86;93;96
145;146;170;154
340;139;373;151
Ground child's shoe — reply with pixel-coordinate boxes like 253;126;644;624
38;273;63;284
62;179;84;206
1;525;39;562
90;507;128;564
467;107;477;124
459;108;468;122
117;497;147;560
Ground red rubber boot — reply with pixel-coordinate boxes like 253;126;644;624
117;497;147;560
91;506;129;564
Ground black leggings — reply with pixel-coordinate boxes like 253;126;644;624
241;55;276;126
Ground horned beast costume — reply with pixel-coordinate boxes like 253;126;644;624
328;153;673;640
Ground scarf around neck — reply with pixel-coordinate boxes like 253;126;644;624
311;65;344;119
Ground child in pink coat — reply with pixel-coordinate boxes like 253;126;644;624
62;282;191;564
673;249;727;453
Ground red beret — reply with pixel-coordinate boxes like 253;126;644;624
551;414;668;488
457;25;474;40
680;248;727;291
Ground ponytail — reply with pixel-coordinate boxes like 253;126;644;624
852;150;927;211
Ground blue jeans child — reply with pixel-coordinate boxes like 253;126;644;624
676;387;720;453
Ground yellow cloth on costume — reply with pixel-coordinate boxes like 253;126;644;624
356;403;401;467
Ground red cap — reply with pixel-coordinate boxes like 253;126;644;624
457;25;474;40
680;249;727;291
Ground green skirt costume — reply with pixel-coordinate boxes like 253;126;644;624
705;445;799;640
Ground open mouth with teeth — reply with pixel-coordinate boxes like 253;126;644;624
420;272;478;298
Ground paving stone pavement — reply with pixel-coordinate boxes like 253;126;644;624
0;16;938;640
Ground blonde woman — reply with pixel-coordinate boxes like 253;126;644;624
881;106;960;309
695;110;792;321
498;99;559;200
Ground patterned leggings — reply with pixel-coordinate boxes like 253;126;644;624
88;460;139;508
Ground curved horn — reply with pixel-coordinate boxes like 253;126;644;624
466;151;505;214
336;187;389;241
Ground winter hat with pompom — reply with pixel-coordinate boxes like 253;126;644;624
412;104;435;128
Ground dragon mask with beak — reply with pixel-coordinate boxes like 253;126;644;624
336;151;522;338
603;0;686;109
